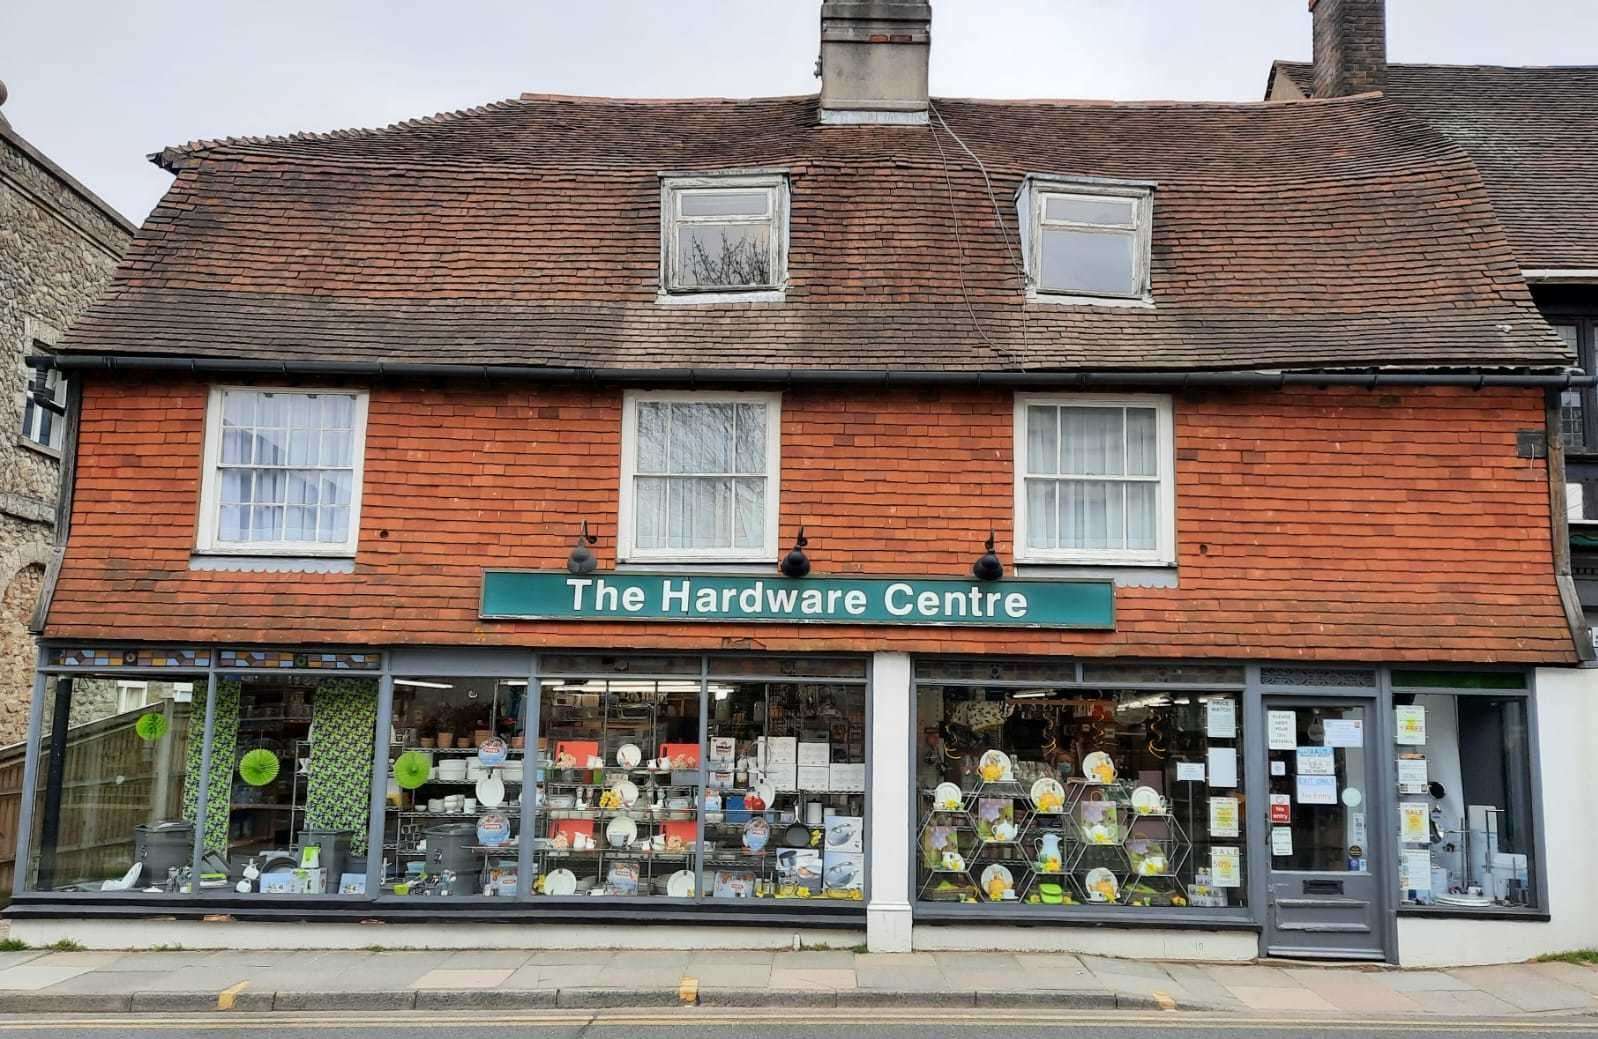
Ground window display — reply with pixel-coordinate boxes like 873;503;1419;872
532;655;867;902
1391;679;1537;911
26;674;200;893
916;664;1245;911
196;676;379;897
383;676;528;897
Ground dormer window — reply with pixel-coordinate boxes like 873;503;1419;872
659;172;788;300
1018;175;1155;303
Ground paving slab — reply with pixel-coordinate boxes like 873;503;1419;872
410;968;516;990
854;965;947;991
1283;969;1423;1015
43;970;171;995
0;952;47;972
0;952;121;991
772;950;855;969
1013;952;1090;974
689;949;775;966
521;950;617;966
1080;955;1176;980
685;963;772;989
538;966;683;990
438;950;533;970
1225;984;1339;1013
1531;961;1598;998
1402;988;1522;1016
1158;964;1246;1010
854;952;937;969
1204;964;1304;989
97;952;209;972
1379;970;1473;993
1451;964;1594;1012
769;968;856;991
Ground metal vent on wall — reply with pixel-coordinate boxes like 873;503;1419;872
1259;666;1377;688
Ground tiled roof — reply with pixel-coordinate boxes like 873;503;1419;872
1271;62;1598;272
60;92;1570;374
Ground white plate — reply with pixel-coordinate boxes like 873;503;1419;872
1030;777;1065;812
1083;751;1116;785
476;770;506;808
979;864;1015;899
978;749;1013;782
615;780;641;807
933;782;964;811
1084;867;1119;902
545;868;577;897
666;869;696;898
606;815;637;849
616;743;642;769
1130;786;1165;815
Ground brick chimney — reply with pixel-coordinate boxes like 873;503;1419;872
1310;0;1386;98
818;1;932;124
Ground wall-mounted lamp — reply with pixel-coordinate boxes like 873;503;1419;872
972;529;1004;581
567;521;599;574
780;526;811;578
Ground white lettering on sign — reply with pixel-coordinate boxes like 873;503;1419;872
662;579;690;613
885;583;914;616
567;577;1038;622
845;590;867;614
567;577;592;608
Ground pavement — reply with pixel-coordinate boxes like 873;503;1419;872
0;948;1596;1018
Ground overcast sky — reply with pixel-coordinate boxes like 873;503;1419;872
3;1;1595;223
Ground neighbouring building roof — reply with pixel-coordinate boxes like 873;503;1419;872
1269;61;1598;274
58;92;1571;375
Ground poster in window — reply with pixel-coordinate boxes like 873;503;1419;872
1399;801;1430;844
1176;761;1206;783
1401;850;1433;892
1267;710;1297;750
1396;757;1428;793
1296;775;1337;805
1296;746;1335;776
1269;793;1292;823
1322;719;1363;748
1205;699;1236;739
1271;827;1294;856
1395;706;1427;746
1211;846;1241;888
1208;797;1239;838
1207;746;1237;788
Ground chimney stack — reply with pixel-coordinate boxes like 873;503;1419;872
818;1;932;124
1310;0;1386;98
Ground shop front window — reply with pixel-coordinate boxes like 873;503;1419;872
383;676;528;897
26;674;201;894
192;675;379;896
1392;675;1538;911
532;655;867;902
916;662;1246;911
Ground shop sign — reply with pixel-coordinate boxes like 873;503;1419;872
480;570;1114;629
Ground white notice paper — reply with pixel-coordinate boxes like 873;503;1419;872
1296;774;1337;805
1351;811;1367;849
1395;706;1427;746
1211;847;1241;887
1209;797;1240;838
1267;710;1297;750
1270;760;1287;776
1402;850;1433;892
1206;700;1237;739
1176;761;1206;783
1396;757;1428;793
1207;746;1238;789
1399;801;1430;844
1322;719;1364;748
1271;826;1294;856
1296;746;1336;776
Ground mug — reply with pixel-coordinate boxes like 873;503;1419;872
428;799;444;812
464;798;477;813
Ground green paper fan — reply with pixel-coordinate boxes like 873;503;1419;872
134;712;169;743
394;751;431;791
238;748;281;787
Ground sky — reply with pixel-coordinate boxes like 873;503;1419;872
3;0;1596;224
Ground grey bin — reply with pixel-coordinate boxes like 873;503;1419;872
296;828;354;883
133;820;195;883
423;822;479;874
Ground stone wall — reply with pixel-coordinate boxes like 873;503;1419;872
0;123;134;739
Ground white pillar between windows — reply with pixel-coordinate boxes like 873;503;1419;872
867;651;914;953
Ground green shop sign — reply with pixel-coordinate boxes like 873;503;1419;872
480;571;1114;629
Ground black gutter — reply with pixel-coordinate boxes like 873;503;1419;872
26;352;1598;389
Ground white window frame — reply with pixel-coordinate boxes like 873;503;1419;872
618;389;782;564
19;363;64;453
196;385;370;557
658;171;789;301
1017;174;1156;304
1013;392;1176;566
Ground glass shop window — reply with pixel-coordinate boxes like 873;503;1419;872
192;676;379;897
1391;684;1538;911
26;674;200;894
531;655;868;903
915;674;1245;910
384;677;529;897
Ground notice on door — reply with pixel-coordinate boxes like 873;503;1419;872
1296;775;1337;805
1271;826;1294;856
1269;793;1292;823
1267;710;1297;750
1322;718;1363;748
